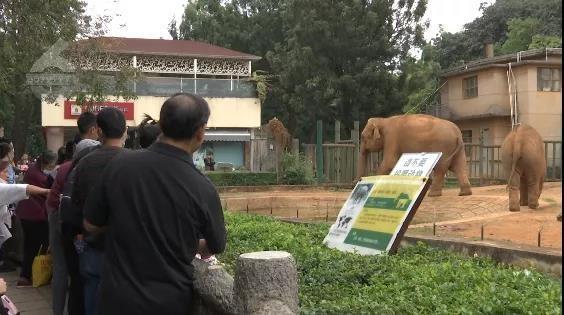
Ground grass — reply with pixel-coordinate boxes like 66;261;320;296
218;212;562;314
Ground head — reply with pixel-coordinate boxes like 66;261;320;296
38;151;57;174
159;93;210;154
96;107;127;146
0;161;9;183
138;114;161;149
361;118;385;152
20;153;29;164
77;111;98;140
0;138;14;162
57;146;66;165
0;143;12;162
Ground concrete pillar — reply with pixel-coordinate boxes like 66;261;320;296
45;127;64;153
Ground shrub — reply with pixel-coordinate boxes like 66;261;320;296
280;152;315;185
218;213;561;314
207;172;277;186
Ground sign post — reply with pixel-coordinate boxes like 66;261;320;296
323;152;441;255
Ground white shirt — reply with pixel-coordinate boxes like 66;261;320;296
0;183;28;245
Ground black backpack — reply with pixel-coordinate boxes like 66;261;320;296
59;145;100;230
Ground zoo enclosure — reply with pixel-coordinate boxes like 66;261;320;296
250;120;562;184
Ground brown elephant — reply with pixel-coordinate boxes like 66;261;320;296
501;124;546;212
357;114;472;197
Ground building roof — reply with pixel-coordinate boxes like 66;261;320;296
74;37;261;60
441;48;562;78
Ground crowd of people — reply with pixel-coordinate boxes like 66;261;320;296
0;93;227;314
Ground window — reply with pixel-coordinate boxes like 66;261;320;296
463;76;478;98
461;130;473;144
537;68;561;92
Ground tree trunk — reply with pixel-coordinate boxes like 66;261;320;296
234;251;299;315
10;91;37;160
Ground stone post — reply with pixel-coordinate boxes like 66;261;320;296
234;251;299;315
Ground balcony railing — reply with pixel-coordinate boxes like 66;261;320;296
134;77;257;98
27;73;258;99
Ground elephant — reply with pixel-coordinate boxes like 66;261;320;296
357;114;472;197
501;124;546;212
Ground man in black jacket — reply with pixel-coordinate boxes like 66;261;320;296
84;93;227;315
72;108;127;315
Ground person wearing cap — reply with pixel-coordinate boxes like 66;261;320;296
46;138;100;315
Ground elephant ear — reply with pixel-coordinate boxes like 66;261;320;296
370;119;381;140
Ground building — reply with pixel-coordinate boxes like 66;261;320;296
434;46;561;145
28;37;262;170
430;46;561;178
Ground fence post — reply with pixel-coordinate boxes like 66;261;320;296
352;121;360;180
335;120;341;143
478;130;484;186
291;138;299;155
316;120;324;183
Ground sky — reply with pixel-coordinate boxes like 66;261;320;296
86;0;496;41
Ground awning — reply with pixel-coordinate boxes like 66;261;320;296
205;130;251;142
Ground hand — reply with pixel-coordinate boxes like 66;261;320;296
26;185;50;196
0;278;6;295
197;239;212;257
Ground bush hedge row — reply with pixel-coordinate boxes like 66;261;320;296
206;172;278;186
218;212;561;314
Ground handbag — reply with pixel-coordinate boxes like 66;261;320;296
31;245;52;288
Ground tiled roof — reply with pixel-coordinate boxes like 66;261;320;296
75;37;261;60
441;48;561;77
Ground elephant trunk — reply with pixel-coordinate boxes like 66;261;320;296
357;145;368;180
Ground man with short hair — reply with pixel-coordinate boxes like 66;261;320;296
73;108;127;315
76;111;99;142
84;93;226;314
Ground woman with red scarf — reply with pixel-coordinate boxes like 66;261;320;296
15;151;57;287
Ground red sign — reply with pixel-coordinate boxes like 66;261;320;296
64;100;135;120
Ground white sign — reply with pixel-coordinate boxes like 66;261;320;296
390;152;442;177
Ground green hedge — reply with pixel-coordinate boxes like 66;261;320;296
218;212;561;314
206;172;277;186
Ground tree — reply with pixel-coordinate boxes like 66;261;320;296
176;0;428;141
0;0;90;157
528;34;561;50
431;0;562;69
499;18;540;54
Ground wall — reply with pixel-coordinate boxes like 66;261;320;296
441;67;510;119
456;117;512;146
519;65;562;142
443;63;562;143
41;95;261;128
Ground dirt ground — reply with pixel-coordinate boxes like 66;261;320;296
409;182;562;250
220;182;563;251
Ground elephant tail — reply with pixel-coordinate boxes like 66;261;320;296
506;134;521;190
444;134;464;164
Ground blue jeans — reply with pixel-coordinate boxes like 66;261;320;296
79;246;103;315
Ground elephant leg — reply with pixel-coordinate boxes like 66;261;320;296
519;175;528;206
527;175;541;209
508;170;521;212
428;168;447;197
450;151;472;196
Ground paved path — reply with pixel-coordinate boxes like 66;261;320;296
2;270;51;315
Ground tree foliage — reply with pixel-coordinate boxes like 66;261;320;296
0;0;90;157
176;0;428;141
430;0;562;69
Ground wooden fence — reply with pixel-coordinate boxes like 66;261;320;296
249;120;561;185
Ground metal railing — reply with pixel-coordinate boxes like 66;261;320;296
134;77;256;98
